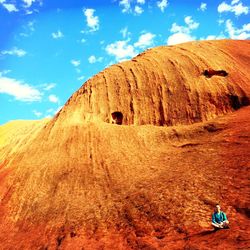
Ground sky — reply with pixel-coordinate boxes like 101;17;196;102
0;0;249;124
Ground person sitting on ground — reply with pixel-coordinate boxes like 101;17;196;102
212;204;229;229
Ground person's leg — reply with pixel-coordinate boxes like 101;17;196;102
212;222;222;229
222;220;229;228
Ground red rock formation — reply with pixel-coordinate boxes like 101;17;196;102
0;40;250;249
54;39;250;127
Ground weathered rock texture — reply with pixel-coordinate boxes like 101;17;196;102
55;40;250;127
0;40;250;250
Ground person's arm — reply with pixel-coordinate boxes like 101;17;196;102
212;213;216;223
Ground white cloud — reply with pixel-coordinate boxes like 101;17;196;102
106;31;156;62
20;21;35;37
201;33;226;40
33;110;42;118
80;38;86;43
48;94;59;104
167;16;199;45
0;70;11;77
157;0;168;12
184;16;199;30
0;77;42;102
42;83;56;91
22;0;36;8
218;19;225;25
1;47;26;57
46;108;54;114
83;8;99;32
167;33;194;46
77;76;85;81
88;55;103;64
1;3;18;12
28;21;35;31
71;59;81;67
45;106;61;116
218;1;249;16
134;32;156;49
199;2;207;11
137;0;145;4
44;114;52;118
120;27;131;38
134;5;143;15
25;10;33;15
51;30;64;39
119;0;131;13
118;0;145;15
225;19;250;39
106;40;138;62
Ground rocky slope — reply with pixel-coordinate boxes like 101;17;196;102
55;39;250;127
0;40;249;250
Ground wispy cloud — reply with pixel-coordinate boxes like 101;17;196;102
198;2;207;11
77;76;85;81
42;83;56;91
33;110;42;118
83;8;99;32
1;2;18;12
51;30;64;39
106;40;137;62
218;0;249;16
48;94;59;104
120;27;131;39
106;30;156;62
71;59;81;67
225;19;250;39
1;47;27;57
0;70;11;77
200;33;226;40
0;77;42;102
134;32;156;49
22;0;36;8
20;21;35;37
167;16;199;45
157;0;168;12
118;0;145;15
119;0;131;13
80;38;86;43
43;106;61;118
88;55;103;64
134;5;143;15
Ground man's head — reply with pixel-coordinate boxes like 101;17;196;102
215;204;221;212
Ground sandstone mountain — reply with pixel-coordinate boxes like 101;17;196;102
0;40;250;250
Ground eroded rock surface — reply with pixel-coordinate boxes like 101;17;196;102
0;40;249;250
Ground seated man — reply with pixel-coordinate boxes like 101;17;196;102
212;204;229;229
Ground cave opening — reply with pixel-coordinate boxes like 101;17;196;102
203;69;228;78
111;111;123;125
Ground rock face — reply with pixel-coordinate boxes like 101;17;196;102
0;40;250;250
55;40;250;127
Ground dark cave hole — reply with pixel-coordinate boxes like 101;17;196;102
228;95;250;110
203;69;228;78
111;111;123;125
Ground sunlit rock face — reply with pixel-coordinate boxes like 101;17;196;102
0;40;250;250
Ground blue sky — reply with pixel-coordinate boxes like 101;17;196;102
0;0;249;124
